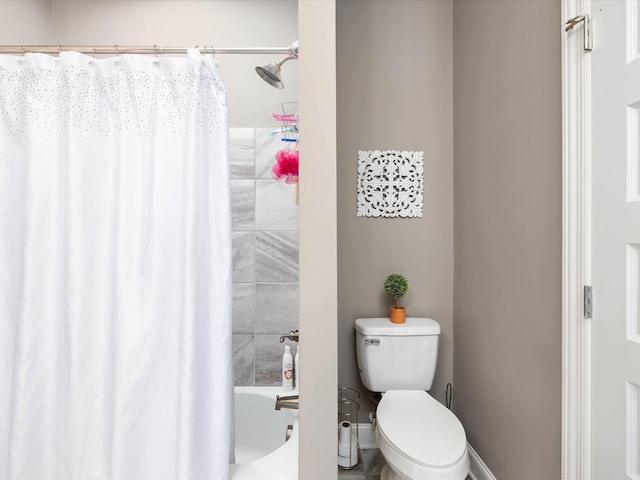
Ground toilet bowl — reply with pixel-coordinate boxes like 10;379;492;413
375;390;469;480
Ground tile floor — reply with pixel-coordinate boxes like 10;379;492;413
337;449;386;480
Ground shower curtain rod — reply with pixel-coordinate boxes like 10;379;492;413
0;45;293;55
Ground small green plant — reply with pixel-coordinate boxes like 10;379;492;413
384;273;408;308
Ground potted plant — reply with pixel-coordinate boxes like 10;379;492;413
384;273;408;324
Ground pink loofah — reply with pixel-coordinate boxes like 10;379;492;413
272;148;299;184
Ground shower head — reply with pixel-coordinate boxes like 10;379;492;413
256;61;287;89
256;41;298;89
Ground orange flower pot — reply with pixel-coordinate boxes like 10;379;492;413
390;306;406;324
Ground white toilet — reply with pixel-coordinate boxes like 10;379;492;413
355;317;469;480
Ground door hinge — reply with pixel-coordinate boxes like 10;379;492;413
565;14;593;52
584;285;593;318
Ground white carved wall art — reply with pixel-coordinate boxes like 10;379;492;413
357;150;424;218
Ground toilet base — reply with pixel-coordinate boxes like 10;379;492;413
381;464;407;480
382;461;469;480
378;431;470;480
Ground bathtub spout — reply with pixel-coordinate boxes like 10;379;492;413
275;394;299;410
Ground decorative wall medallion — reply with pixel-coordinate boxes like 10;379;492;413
357;150;424;218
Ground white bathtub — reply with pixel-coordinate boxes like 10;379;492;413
230;386;298;480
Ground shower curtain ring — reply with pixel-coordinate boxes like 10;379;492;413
154;45;159;57
115;45;120;56
19;45;25;55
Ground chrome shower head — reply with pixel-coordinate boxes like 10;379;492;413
256;41;298;89
256;61;286;89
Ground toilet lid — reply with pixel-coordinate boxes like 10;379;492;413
376;390;467;468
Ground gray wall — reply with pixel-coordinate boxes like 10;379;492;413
337;1;563;477
2;0;52;43
453;1;562;478
337;0;454;419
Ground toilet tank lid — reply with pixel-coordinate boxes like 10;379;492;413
354;317;440;336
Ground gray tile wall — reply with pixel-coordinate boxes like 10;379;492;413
230;128;299;385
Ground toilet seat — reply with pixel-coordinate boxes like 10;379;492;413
376;390;467;469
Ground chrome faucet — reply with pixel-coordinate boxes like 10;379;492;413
275;394;299;410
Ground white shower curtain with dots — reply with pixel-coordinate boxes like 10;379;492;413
0;50;233;480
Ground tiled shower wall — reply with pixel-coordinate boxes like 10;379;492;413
230;128;299;385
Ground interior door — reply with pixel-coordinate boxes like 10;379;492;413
591;1;640;478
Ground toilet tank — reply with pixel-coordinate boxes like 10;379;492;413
354;317;440;392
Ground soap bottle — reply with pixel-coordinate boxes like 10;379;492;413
294;346;300;389
282;345;293;391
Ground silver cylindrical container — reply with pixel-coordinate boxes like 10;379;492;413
337;387;360;469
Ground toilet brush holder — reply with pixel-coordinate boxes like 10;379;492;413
337;387;360;469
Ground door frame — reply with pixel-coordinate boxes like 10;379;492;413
562;0;592;478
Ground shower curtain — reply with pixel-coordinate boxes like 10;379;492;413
0;50;233;479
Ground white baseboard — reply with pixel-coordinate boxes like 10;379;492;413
355;423;377;449
467;443;497;480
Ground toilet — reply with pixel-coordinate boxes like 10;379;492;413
355;317;469;480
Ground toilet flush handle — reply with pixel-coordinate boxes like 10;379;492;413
365;338;380;346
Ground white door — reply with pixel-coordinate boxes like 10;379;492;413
592;1;640;478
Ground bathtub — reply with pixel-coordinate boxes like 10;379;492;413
230;386;298;480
